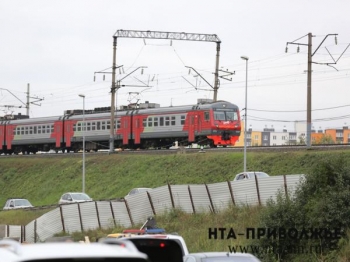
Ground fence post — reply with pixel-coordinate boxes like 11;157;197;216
227;181;236;206
168;183;175;209
188;185;196;214
124;200;134;226
147;192;156;216
59;205;66;233
205;184;215;213
283;175;289;200
95;202;101;229
34;220;37;243
109;201;117;227
254;175;262;206
77;203;84;232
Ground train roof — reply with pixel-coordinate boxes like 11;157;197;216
2;100;239;123
66;100;239;120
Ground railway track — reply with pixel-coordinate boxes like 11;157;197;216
1;143;349;158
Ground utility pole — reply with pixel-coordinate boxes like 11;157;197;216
286;33;341;148
0;84;43;117
213;42;221;101
110;36;118;153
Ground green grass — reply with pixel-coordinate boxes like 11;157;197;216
0;150;326;208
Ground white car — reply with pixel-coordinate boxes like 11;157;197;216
0;238;149;262
116;234;189;256
58;192;92;204
184;252;261;262
233;171;269;181
3;199;33;210
126;188;152;197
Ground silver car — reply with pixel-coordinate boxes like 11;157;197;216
126;188;152;197
3;198;34;210
58;192;92;204
184;252;261;262
233;172;269;181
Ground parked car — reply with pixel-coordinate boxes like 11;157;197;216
102;236;186;262
184;252;261;262
0;238;148;262
3;198;34;210
233;171;270;181
58;192;92;204
126;188;152;197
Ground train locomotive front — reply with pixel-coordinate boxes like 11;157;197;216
205;100;241;147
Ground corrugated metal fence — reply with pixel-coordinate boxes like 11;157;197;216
2;174;304;243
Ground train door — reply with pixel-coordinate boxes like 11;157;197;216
0;122;5;150
118;115;131;145
5;124;15;150
132;114;145;145
52;120;63;148
63;120;77;148
187;112;200;142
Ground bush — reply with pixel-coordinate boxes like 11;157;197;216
256;154;350;261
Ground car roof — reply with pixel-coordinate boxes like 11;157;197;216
0;240;148;261
186;252;257;257
185;252;261;261
5;198;29;201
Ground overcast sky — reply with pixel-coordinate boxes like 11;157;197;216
1;0;350;131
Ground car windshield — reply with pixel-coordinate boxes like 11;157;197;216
71;193;91;200
15;199;31;206
250;172;269;178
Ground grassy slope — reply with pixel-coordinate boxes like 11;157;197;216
0;150;324;208
0;149;346;219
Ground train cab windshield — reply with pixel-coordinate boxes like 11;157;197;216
214;110;238;121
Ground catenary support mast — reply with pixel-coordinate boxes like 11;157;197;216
109;30;221;153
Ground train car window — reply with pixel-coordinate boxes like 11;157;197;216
204;111;210;121
46;125;51;133
51;125;54;133
165;116;170;126
143;118;147;127
97;122;101;130
86;122;91;131
117;120;120;129
102;121;106;130
181;115;185;125
171;116;176;126
154;117;158;127
77;123;82;131
38;126;41;134
25;126;28;135
160;117;164;126
92;122;96;131
148;117;153;127
107;121;110;130
29;126;33;134
33;126;37;134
